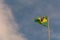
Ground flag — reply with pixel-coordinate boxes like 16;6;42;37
34;16;48;27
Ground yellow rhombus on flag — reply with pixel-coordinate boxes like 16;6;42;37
34;16;48;27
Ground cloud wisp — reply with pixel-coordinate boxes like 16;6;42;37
0;0;27;40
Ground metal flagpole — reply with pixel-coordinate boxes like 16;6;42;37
48;17;50;40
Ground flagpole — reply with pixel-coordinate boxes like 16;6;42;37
48;17;50;40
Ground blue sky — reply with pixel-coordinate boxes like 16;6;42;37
4;0;60;40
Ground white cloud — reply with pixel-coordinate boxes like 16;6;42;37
0;0;27;40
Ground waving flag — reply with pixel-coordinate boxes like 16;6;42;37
34;16;48;27
34;16;50;40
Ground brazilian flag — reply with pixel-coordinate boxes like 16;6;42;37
34;16;48;27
